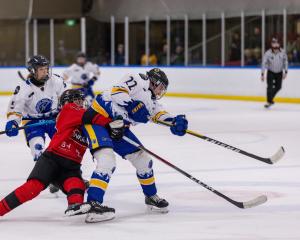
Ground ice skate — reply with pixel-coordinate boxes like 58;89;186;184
49;183;59;194
264;102;274;109
65;202;91;216
145;194;169;213
85;201;115;223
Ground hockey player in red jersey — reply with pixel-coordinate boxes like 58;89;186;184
0;89;124;218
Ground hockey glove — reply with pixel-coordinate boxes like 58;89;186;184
125;100;150;123
106;116;125;141
5;120;19;137
83;77;97;88
170;115;188;136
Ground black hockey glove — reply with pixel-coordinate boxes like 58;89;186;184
106;116;125;141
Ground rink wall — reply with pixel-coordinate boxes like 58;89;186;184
0;66;300;103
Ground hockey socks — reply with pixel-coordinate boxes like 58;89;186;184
137;170;157;197
63;177;85;205
0;179;44;216
87;171;111;203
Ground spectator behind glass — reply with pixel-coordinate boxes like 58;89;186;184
249;27;261;49
230;32;241;61
253;47;261;65
171;45;184;65
140;49;158;66
286;38;298;64
158;43;168;65
245;48;258;66
115;44;125;65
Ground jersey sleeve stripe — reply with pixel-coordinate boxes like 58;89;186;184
83;124;100;149
152;111;168;123
7;112;22;119
91;101;109;118
111;87;129;94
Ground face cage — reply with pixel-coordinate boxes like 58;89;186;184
150;80;167;100
61;94;86;107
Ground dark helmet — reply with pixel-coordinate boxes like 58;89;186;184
59;89;85;107
76;52;87;59
76;52;87;66
147;68;169;100
27;55;50;83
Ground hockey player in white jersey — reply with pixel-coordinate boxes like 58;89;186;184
63;52;100;105
78;68;188;222
6;55;66;162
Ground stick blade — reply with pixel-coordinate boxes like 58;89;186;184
242;195;267;209
270;146;285;164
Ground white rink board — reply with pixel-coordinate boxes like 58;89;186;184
0;96;299;240
1;67;300;98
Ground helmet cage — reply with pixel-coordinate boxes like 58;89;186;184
59;90;86;107
149;76;168;100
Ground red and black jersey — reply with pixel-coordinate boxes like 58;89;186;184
46;102;111;163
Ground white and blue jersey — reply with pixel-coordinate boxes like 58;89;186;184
91;73;172;124
83;73;174;158
63;62;100;101
7;75;67;144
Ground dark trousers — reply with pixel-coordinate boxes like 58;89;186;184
266;70;283;103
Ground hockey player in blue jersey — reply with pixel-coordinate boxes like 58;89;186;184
79;68;188;222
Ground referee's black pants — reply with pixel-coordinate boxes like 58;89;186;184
266;70;283;104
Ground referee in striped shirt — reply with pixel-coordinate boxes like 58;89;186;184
261;38;288;108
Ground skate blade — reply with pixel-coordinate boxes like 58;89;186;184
65;203;91;217
146;205;169;214
85;212;115;223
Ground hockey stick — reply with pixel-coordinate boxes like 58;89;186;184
0;120;55;135
17;71;26;81
18;71;62;81
22;109;60;120
154;119;285;165
123;136;267;209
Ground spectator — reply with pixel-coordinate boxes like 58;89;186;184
253;47;261;65
286;39;298;64
171;45;184;65
249;27;261;49
245;48;258;65
158;43;168;65
140;50;158;66
230;32;241;61
115;44;125;65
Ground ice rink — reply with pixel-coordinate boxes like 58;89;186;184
0;96;299;240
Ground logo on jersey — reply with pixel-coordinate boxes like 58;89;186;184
72;129;88;146
35;98;53;113
81;73;88;80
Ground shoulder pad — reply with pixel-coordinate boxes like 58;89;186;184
53;73;63;80
13;86;20;95
139;73;148;80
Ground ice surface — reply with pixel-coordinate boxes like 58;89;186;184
0;96;299;240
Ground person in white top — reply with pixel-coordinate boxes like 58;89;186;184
63;52;100;105
261;38;288;108
6;55;67;161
